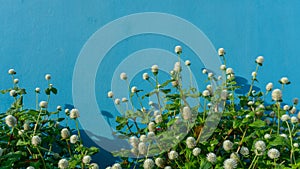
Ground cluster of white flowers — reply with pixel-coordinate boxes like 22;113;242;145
155;157;164;168
192;147;201;156
61;128;70;139
5;115;17;127
186;137;196;149
138;142;147;155
223;158;237;169
281;114;290;122
70;134;79;144
223;140;233;151
255;140;266;154
82;155;92;164
31;135;41;146
168;150;178;160
206;152;217;163
143;159;155;169
267;148;280;159
58;159;69;169
70;108;80;119
240;146;249;156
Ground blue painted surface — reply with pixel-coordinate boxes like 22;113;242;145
1;1;300;168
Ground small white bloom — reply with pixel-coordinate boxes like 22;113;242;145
227;74;235;80
192;147;201;156
256;56;264;65
182;106;192;120
208;72;214;78
251;71;257;78
140;134;147;143
221;90;228;100
230;153;239;161
269;111;275;117
175;45;182;54
70;135;79;144
138;142;147;155
171;80;178;87
240;146;249;156
281;114;290;122
5;115;17;127
82;155;92;164
291;116;298;123
129;136;139;148
223;140;233;151
64;109;70;114
70;108;80;119
164;166;171;169
280;134;288;139
18;130;24;136
148;122;156;132
186;137;196;149
13;79;19;84
35;87;40;93
57;105;62;111
26;166;35;169
143;159;155;169
220;64;226;70
173;62;181;72
245;114;251;118
120;72;127;80
112;163;121;169
155;114;163;123
272;89;282;101
24;123;30;130
223;158;237;169
267;148;280;159
31;136;41;146
185;60;191;66
114;98;121;105
202;69;207;74
155;157;164;168
218;75;222;80
280;77;289;84
168;150;178;160
266;82;273;91
90;163;99;169
151;65;159;73
45;74;51;80
206;152;217;163
283;105;290;111
247;101;254;106
290;106;297;114
226;68;234;74
61;128;70;139
264;134;271;139
255;140;266;152
39;101;48;108
9;90;17;97
202;90;210;97
147;132;155;139
8;68;16;75
218;48;225;56
131;86;138;93
143;73;149;80
107;91;114;98
293;143;299;148
121;97;128;102
58;159;69;169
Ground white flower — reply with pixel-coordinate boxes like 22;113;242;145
220;64;226;70
290;106;297;114
26;166;35;169
230;153;239;161
147;132;155;139
129;136;139;148
151;65;159;73
61;128;70;139
293;143;299;148
223;140;233;151
35;87;41;93
255;56;264;65
82;155;92;164
223;158;237;169
255;140;266;152
138;142;147;155
65;109;70;114
18;130;24;136
39;101;48;108
8;68;16;75
173;62;181;72
247;101;254;106
185;60;191;66
114;98;120;105
186;137;196;149
226;68;234;74
70;135;79;144
70;108;80;119
227;74;235;80
0;148;3;156
90;163;99;169
140;135;147;143
218;48;225;56
155;157;164;168
192;147;201;156
112;163;121;169
264;134;271;139
5;115;17;127
58;159;69;169
283;105;290;111
240;146;249;156
148;122;156;132
206;152;217;163
182;106;192;120
107;91;114;98
272;89;282;101
267;148;280;159
24;123;30;130
31;136;41;146
291;116;298;123
153;110;160;116
208;72;214;78
202;69;207;74
171;80;178;87
281;114;290;122
221;90;228;100
57;105;62;111
280;134;288;139
168;150;178;160
45;74;51;80
251;72;257;78
266;82;273;91
155;114;163;123
131;86;138;93
202;90;210;97
280;77;289;84
120;72;127;80
175;45;182;54
13;79;19;84
164;166;171;169
143;73;149;80
143;159;155;169
9;90;17;97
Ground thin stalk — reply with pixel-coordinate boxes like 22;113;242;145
36;147;47;169
33;108;43;136
286;121;295;165
276;102;280;135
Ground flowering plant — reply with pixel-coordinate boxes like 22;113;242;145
108;47;300;169
0;71;98;169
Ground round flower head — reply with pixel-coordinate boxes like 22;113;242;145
192;147;201;156
58;159;69;169
39;101;48;108
24;122;30;130
266;82;273;91
255;140;266;153
240;146;249;156
26;166;35;169
291;116;298;123
131;86;138;93
148;122;156;132
143;73;149;80
121;97;128;102
202;69;207;74
90;163;99;169
164;166;171;169
185;60;191;66
114;98;120;105
70;108;80;119
268;148;280;159
155;114;163;123
220;64;226;70
168;150;178;160
227;74;235;80
206;152;217;163
280;77;290;84
107;91;114;98
147;132;155;139
18;130;24;136
5;115;17;127
56;105;62;111
174;45;182;54
138;142;147;155
255;56;264;65
70;135;79;144
8;68;16;75
61;128;70;139
230;153;239;161
280;134;288;139
143;159;155;169
208;72;214;78
293;143;299;148
264;134;271;139
173;62;181;72
223;140;233;151
112;163;121;169
129;136;139;148
182;106;192;120
13;78;19;84
151;65;159;73
226;68;234;74
186;137;196;149
202;90;210;97
120;72;127;80
9;90;17;97
290;106;297;114
218;48;225;56
251;72;257;78
281;114;290;122
283;105;290;111
272;89;282;101
35;87;40;93
31;135;41;146
82;155;92;164
223;158;237;169
140;134;147;143
155;157;164;168
45;74;51;80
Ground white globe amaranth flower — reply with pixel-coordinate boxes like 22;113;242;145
112;163;121;169
129;136;139;148
148;122;156;132
39;101;48;108
24;123;30;130
155;114;163;123
5;115;17;127
185;60;191;66
251;71;257;78
70;108;80;119
35;87;41;93
120;72;127;80
140;134;147;143
266;82;273;91
107;91;114;98
227;74;235;80
121;97;128;102
255;56;264;65
90;163;99;169
226;68;234;74
57;105;62;111
168;150;178;160
143;73;149;80
155;157;164;168
64;109;70;115
131;86;138;93
247;101;254;106
283;105;290;111
272;89;282;101
223;140;234;151
106;167;112;169
291;116;298;123
281;114;290;122
280;134;288;139
173;62;181;72
221;90;228;100
164;166;171;169
220;64;226;70
218;48;225;56
290;106;297;114
223;158;237;169
147;132;155;139
61;128;70;139
151;65;159;73
186;137;196;149
13;78;19;84
171;80;178;87
182;106;192;120
206;152;217;163
143;158;155;169
26;166;35;169
192;147;201;156
293;143;299;148
208;72;214;78
280;77;290;84
240;146;249;156
202;90;210;97
9;90;17;97
255;140;266;152
202;69;207;74
174;45;182;54
8;68;16;75
230;153;239;161
114;98;120;105
18;130;24;136
45;74;51;80
268;148;280;159
138;142;147;155
70;135;79;144
31;135;41;146
264;134;271;139
82;155;92;164
58;159;69;169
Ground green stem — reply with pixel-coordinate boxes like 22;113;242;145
247;64;259;97
276;102;280;135
248;154;257;169
286;121;295;165
37;147;47;169
33;108;43;136
75;119;82;144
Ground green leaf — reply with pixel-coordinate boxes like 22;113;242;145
249;120;266;128
51;87;58;94
45;88;51;95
